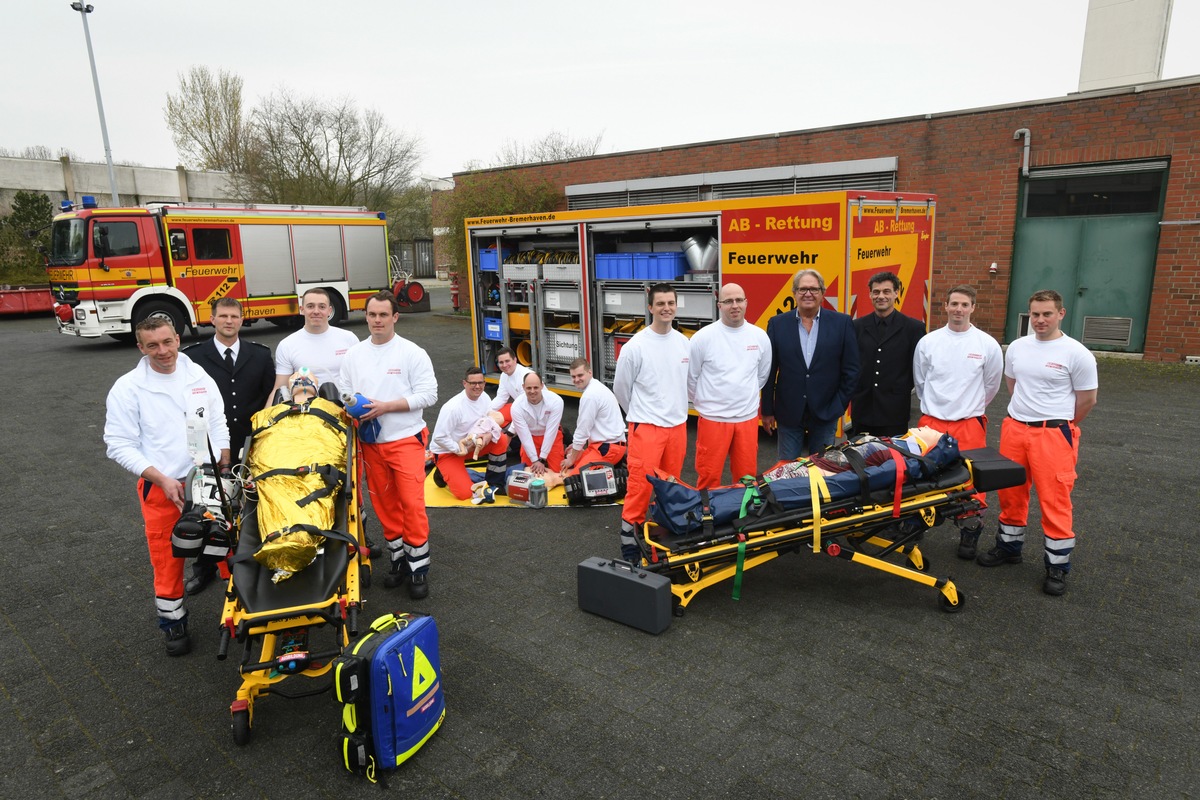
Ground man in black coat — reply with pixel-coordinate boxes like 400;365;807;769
180;297;275;594
851;271;927;437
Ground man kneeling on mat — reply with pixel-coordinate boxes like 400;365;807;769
429;367;510;503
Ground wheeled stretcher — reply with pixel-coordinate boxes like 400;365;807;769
636;438;1025;614
217;393;372;746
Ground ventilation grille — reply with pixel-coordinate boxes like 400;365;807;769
570;172;896;208
1081;316;1133;347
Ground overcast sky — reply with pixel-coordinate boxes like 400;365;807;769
4;1;1198;179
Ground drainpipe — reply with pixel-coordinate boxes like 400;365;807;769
1013;128;1031;177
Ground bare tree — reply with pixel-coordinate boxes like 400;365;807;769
164;66;252;172
492;130;604;167
245;91;421;209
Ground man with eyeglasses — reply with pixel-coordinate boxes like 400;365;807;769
762;269;860;460
687;282;772;488
430;367;510;502
850;271;927;437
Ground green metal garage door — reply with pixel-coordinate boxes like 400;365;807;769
1007;163;1165;352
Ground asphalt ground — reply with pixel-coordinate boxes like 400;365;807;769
1;288;1198;799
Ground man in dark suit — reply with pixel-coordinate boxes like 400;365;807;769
181;297;275;594
851;271;927;437
762;269;860;460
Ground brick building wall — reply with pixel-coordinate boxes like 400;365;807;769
438;79;1200;361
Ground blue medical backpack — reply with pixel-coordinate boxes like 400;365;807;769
333;612;446;782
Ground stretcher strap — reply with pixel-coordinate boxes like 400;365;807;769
888;449;907;517
732;540;747;600
841;446;872;506
808;468;831;553
252;464;346;507
252;403;347;438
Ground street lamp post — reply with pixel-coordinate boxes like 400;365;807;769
71;2;120;207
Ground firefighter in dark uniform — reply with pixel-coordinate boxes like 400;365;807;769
851;271;927;437
181;297;275;594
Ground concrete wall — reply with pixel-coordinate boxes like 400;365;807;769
437;77;1200;362
0;156;234;213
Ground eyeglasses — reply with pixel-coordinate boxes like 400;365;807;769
465;381;486;387
717;297;747;306
795;287;822;295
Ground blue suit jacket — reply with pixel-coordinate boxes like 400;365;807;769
761;308;860;427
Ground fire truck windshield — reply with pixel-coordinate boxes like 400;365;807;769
49;219;87;267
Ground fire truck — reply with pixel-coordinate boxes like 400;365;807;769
47;198;392;340
465;190;936;396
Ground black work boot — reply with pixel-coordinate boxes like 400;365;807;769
1043;566;1068;596
383;559;408;589
957;522;983;561
976;539;1022;567
409;571;429;600
163;620;191;657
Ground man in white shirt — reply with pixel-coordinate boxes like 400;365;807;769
489;346;532;427
687;282;772;488
613;283;691;563
338;291;438;600
430;367;510;500
976;289;1098;597
104;318;229;656
511;371;566;475
269;287;359;407
912;285;1003;559
561;358;626;474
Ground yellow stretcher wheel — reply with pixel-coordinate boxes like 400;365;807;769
516;339;533;366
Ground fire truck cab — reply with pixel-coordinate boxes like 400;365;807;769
47;198;391;340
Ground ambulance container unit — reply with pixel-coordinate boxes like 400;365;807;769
47;198;392;340
465;190;937;396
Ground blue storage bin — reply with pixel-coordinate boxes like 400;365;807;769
632;253;654;280
655;252;687;280
595;253;634;280
478;248;514;272
483;317;503;341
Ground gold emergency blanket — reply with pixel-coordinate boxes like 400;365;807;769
247;398;348;582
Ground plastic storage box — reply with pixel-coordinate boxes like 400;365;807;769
633;253;687;280
483;317;503;341
478;248;514;272
595;253;634;280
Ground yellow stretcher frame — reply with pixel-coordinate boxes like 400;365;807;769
638;469;979;615
218;433;371;746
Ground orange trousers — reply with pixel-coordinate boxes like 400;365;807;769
435;434;509;500
694;417;760;489
361;434;430;570
997;417;1080;561
568;441;626;475
137;478;186;622
621;422;687;527
520;431;565;471
918;413;989;509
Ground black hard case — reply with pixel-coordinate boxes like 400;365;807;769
577;557;672;635
960;447;1027;492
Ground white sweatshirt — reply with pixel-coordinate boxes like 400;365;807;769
430;390;495;455
572;378;626;447
274;326;360;387
105;352;229;480
338;335;438;442
613;327;690;428
913;325;1004;420
687;320;772;423
489;364;532;411
511;390;565;461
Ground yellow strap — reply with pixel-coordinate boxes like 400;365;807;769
808;468;831;553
